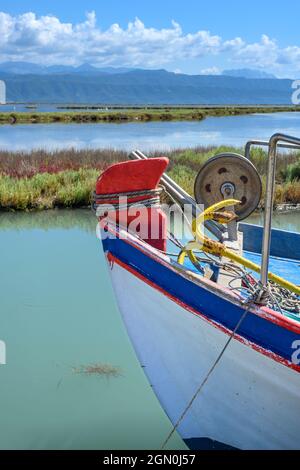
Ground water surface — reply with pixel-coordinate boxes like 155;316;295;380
249;211;300;233
0;209;298;449
0;209;184;450
0;112;300;152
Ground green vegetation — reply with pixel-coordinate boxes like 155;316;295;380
166;146;300;207
281;160;300;182
0;146;299;211
0;105;299;124
0;169;98;210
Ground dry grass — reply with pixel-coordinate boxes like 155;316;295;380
0;148;127;178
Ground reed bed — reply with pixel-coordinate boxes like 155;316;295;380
0;148;127;178
0;146;299;210
0;105;297;124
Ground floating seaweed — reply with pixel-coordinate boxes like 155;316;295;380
72;362;122;378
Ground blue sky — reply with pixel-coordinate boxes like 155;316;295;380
0;0;299;77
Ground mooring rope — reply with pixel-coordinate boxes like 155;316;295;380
92;187;163;215
161;296;255;449
165;187;299;315
94;197;161;216
93;187;162;201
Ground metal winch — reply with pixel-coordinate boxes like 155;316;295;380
194;152;262;221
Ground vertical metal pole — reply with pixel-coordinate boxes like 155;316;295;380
244;141;252;160
259;133;300;290
260;136;278;287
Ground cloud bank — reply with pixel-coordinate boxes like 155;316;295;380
0;11;298;76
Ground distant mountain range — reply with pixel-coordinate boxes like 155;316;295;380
0;62;279;78
0;61;137;75
0;62;294;105
222;69;276;79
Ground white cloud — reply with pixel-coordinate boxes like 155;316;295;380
199;67;221;75
233;35;278;67
0;12;299;76
0;12;224;67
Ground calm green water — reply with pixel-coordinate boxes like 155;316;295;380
0;209;299;450
249;211;300;233
0;209;184;450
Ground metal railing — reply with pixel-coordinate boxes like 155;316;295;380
245;139;300;160
245;134;300;289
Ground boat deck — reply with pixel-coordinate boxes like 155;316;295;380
244;251;300;286
168;239;300;321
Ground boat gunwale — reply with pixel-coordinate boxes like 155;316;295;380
100;220;300;336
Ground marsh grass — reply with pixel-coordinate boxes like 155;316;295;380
0;146;299;210
0;169;99;210
0;106;298;124
0;148;127;178
281;160;300;182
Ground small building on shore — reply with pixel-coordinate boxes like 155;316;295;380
0;80;6;104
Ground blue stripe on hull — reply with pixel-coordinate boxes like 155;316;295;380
102;235;299;366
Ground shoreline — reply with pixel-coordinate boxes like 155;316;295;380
0;105;299;125
0;146;299;211
1;205;299;214
273;203;300;213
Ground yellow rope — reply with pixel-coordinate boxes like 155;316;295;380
178;200;300;296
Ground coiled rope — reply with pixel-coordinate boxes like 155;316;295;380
92;187;163;216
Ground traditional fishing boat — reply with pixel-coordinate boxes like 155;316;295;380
93;133;300;450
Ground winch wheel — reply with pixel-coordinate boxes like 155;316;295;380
194;153;262;221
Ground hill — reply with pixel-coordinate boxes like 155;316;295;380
222;68;276;79
0;67;294;104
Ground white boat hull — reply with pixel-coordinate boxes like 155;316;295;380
107;257;300;450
